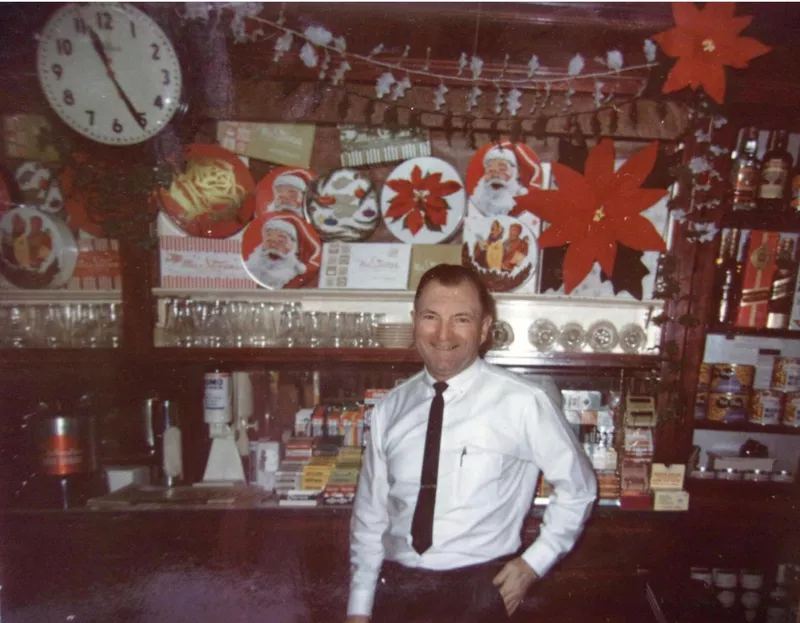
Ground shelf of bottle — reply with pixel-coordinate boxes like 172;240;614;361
706;324;800;340
720;210;800;232
145;347;664;370
0;348;124;366
694;420;800;436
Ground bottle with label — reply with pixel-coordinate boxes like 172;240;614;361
767;236;798;329
758;129;793;211
731;127;761;212
791;168;800;213
713;228;743;326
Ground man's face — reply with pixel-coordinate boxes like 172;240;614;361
509;225;521;240
485;159;514;185
275;185;303;209
412;279;491;382
263;229;294;256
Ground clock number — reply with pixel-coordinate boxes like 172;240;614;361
130;21;136;38
136;112;147;128
151;43;160;60
85;110;95;126
56;39;73;56
162;69;170;86
63;89;75;106
112;119;123;134
153;95;164;109
74;17;87;34
51;63;63;79
96;11;113;30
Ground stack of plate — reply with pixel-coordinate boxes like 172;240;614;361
375;323;414;349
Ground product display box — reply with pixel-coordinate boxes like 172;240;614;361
319;242;411;290
735;230;780;328
216;121;316;168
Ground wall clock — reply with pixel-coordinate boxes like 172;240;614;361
36;3;183;146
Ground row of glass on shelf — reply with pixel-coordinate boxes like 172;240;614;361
0;303;122;349
161;299;387;349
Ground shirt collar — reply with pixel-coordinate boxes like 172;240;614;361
422;358;485;396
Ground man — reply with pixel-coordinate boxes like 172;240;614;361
473;219;505;271
501;223;529;273
244;218;306;289
346;264;597;623
469;146;529;217
266;171;308;215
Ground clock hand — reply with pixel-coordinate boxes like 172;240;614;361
84;22;144;128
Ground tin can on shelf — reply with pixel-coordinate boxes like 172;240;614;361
749;389;784;425
710;364;755;395
697;363;712;392
772;357;800;392
708;393;750;423
694;391;709;420
782;391;800;427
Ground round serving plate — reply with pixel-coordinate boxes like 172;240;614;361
255;166;315;218
305;168;380;241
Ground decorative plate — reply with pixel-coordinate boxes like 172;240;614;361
528;318;558;352
619;323;647;354
0;206;78;289
587;320;619;353
465;141;543;218
158;144;256;238
490;320;514;350
558;322;586;353
380;156;465;244
255;167;315;218
305;168;380;241
461;215;538;292
14;161;64;216
240;211;322;290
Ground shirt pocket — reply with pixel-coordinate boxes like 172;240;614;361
452;448;504;507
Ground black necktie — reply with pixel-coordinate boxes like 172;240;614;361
411;381;448;555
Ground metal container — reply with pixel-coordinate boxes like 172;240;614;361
782;391;800;427
772;357;800;392
749;389;784;425
708;393;750;423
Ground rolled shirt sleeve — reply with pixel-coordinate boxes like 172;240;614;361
520;387;598;577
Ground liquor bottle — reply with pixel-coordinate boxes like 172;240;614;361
766;236;798;329
791;167;800;212
731;127;761;212
713;228;743;326
758;129;793;211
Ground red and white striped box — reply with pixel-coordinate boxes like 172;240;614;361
159;235;258;289
66;236;121;290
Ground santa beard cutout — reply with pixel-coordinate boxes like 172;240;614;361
245;246;306;289
470;176;528;217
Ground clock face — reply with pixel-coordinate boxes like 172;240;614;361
37;3;183;145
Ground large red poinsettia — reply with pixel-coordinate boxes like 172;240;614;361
652;2;771;104
513;139;667;294
385;165;461;235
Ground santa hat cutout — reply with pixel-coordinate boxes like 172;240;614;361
483;146;518;169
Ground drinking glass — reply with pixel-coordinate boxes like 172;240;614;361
304;311;327;348
279;302;303;347
42;304;68;348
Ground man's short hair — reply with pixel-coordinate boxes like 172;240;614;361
414;264;496;321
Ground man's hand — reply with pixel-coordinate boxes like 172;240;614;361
344;616;370;623
492;557;538;616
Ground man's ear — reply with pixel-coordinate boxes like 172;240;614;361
480;314;492;345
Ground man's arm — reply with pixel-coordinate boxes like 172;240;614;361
347;402;390;618
520;387;598;577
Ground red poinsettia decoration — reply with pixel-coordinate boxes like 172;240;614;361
513;139;667;294
385;165;461;235
652;2;771;104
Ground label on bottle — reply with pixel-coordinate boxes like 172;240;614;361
41;434;84;475
733;164;759;210
791;174;800;211
759;159;789;199
204;371;231;424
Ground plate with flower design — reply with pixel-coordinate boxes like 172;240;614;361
380;157;465;244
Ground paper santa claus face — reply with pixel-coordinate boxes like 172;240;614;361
305;168;380;242
240;211;321;289
255;167;315;218
466;141;542;219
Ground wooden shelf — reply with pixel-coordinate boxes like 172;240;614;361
145;347;663;370
0;349;124;366
706;324;800;340
720;210;800;233
694;420;800;436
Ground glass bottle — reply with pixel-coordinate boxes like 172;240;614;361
731;127;761;212
767;237;798;329
758;129;793;211
790;167;800;213
713;228;743;326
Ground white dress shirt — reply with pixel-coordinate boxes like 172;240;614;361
347;358;598;616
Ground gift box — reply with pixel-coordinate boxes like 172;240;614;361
2;114;60;162
735;230;780;328
65;235;121;290
216;121;315;168
319;242;411;290
408;244;462;290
